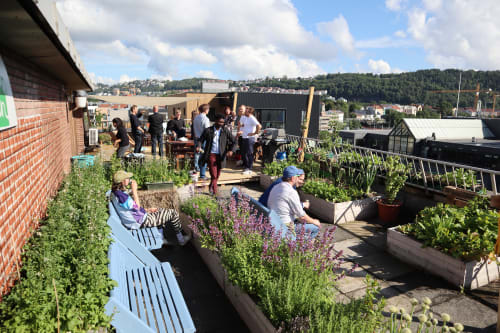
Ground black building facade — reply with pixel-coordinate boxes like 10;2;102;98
233;92;321;138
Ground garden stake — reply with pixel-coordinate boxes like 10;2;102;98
52;278;60;333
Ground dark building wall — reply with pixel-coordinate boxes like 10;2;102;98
236;93;321;138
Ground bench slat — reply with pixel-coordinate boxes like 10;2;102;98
126;269;143;324
143;266;171;333
159;264;196;332
137;267;157;328
152;264;183;332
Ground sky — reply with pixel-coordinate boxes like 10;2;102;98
54;0;500;85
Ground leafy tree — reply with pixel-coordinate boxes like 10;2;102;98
383;109;405;127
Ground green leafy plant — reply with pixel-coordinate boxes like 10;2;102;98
122;159;191;187
400;196;498;260
383;156;410;204
0;162;114;332
301;180;364;203
98;133;112;145
262;160;293;177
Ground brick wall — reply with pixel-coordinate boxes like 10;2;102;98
0;53;85;296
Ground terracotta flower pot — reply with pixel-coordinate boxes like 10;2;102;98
377;199;402;224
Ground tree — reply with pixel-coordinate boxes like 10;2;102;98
439;101;453;117
383;109;405;127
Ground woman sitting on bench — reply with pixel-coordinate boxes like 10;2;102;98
111;170;191;246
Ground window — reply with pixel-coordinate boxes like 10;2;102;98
255;109;286;129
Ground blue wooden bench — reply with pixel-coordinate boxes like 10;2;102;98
230;187;295;240
105;237;196;333
107;191;166;250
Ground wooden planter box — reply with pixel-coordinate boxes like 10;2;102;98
387;227;500;289
299;190;380;224
179;211;275;333
259;174;278;190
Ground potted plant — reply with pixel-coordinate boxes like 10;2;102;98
377;156;410;223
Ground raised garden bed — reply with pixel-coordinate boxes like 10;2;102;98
387;227;500;289
299;190;380;224
179;213;275;333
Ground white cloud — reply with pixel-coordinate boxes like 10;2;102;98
55;0;337;79
406;0;500;70
221;45;325;79
386;0;406;11
119;74;138;83
394;30;406;38
196;70;216;78
150;74;173;81
356;36;416;49
318;15;361;58
89;72;116;85
367;59;402;74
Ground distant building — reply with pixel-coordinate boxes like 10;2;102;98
339;129;391;150
319;110;344;131
202;81;229;93
112;88;120;96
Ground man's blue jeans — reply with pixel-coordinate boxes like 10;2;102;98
151;132;163;157
295;223;320;239
193;137;207;178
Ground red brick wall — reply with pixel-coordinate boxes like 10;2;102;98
0;53;85;296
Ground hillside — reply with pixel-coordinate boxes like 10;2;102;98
93;69;500;108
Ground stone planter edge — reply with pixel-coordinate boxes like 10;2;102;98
299;190;381;224
387;226;500;289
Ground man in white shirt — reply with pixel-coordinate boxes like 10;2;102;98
237;106;261;175
268;166;321;238
193;104;211;179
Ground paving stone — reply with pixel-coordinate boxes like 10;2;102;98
429;295;497;331
362;232;387;250
331;225;358;242
339;220;386;239
356;251;416;280
334;237;381;261
334;262;369;294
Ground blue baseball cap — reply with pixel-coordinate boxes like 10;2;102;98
283;166;304;178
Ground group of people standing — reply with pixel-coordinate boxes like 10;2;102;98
112;103;262;196
112;105;165;158
192;104;262;195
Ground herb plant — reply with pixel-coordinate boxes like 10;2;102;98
183;193;385;331
301;180;364;202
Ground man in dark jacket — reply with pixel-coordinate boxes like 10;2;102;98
196;114;237;195
167;108;186;139
148;105;164;158
130;105;144;153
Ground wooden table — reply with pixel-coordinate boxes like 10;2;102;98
166;140;195;169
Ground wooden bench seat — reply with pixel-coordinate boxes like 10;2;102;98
106;238;195;333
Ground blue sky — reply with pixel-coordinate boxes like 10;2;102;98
55;0;500;84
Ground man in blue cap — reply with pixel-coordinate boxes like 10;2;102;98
258;166;308;209
267;166;320;238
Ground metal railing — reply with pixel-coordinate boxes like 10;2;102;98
283;134;500;195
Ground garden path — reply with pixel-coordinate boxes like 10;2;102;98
227;183;498;333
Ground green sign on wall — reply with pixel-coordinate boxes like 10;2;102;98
0;56;17;131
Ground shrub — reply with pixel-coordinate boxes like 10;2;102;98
0;162;114;332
